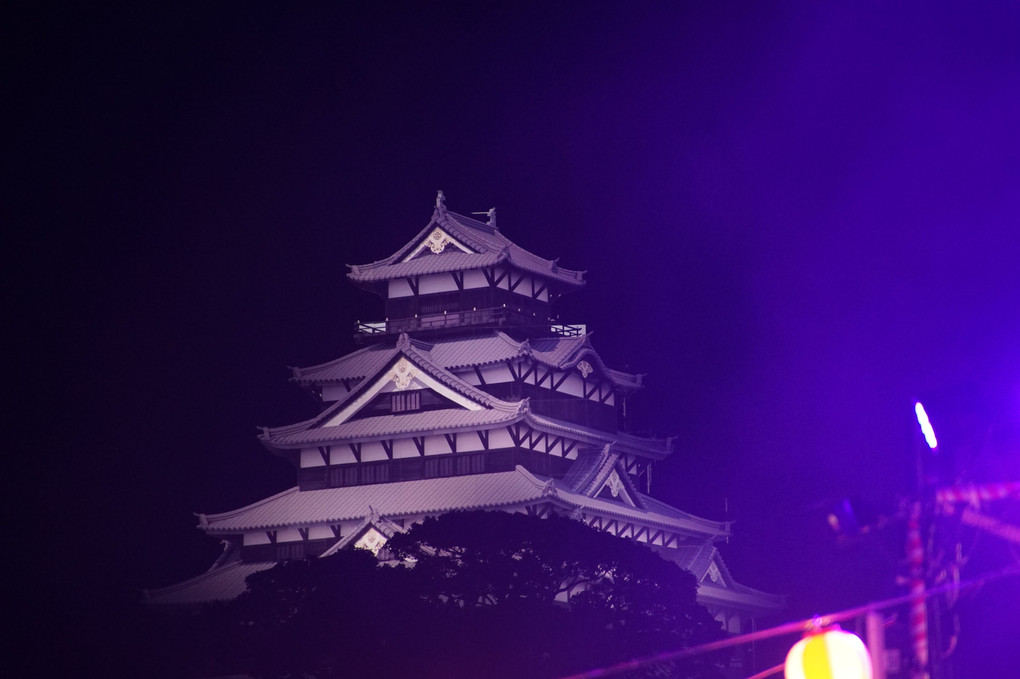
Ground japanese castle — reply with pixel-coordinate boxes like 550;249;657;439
147;192;782;632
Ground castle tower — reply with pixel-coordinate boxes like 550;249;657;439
147;194;781;633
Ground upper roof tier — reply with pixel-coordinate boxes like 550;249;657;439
292;331;644;393
347;191;586;291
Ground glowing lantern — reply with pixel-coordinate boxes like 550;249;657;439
784;626;873;679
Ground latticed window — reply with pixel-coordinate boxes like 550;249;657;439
456;454;484;475
276;542;304;560
362;463;390;484
391;390;421;413
425;456;455;478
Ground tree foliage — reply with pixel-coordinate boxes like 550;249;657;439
143;511;726;679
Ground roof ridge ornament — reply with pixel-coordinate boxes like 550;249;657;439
435;190;446;214
541;478;557;498
471;207;497;228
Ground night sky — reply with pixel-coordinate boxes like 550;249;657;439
11;2;1020;675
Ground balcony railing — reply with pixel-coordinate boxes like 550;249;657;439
355;306;585;338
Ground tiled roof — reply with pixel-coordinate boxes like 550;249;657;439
348;207;585;288
268;338;525;443
527;413;672;459
266;405;525;447
202;469;551;532
143;560;275;606
292;332;643;390
553;484;728;538
673;542;718;581
290;343;398;383
261;401;669;459
199;466;728;539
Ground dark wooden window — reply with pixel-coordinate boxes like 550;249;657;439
456;454;484;475
391;390;421;413
362;463;390;484
424;456;455;478
276;542;304;560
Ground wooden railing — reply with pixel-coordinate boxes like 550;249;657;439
355;307;585;338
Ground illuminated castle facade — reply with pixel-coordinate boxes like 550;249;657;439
147;192;781;632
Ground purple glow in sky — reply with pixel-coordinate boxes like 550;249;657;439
9;1;1020;676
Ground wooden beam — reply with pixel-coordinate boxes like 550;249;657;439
532;279;548;300
508;272;524;293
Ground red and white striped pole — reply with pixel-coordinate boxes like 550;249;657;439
906;500;929;679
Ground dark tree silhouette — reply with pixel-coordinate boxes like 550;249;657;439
144;511;725;679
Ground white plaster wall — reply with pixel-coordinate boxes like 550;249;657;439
244;532;271;546
308;525;334;540
459;432;485;452
456;367;481;385
388;279;414;298
463;269;487;289
360;441;388;463
277;527;302;543
419;272;458;295
391;438;417;459
424;434;452;455
479;363;513;384
559;373;584;398
300;448;326;468
489;428;514;449
330;447;358;464
495;266;510;290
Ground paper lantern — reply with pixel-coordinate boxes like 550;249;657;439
785;626;873;679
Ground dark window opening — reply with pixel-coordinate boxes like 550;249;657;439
391;390;421;413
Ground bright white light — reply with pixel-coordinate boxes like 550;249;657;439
914;401;938;450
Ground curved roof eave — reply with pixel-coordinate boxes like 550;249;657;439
346;206;585;288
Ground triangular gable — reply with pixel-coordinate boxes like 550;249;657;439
320;512;406;558
674;542;737;589
321;355;484;428
703;559;730;588
402;225;475;260
593;466;639;508
564;446;646;510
